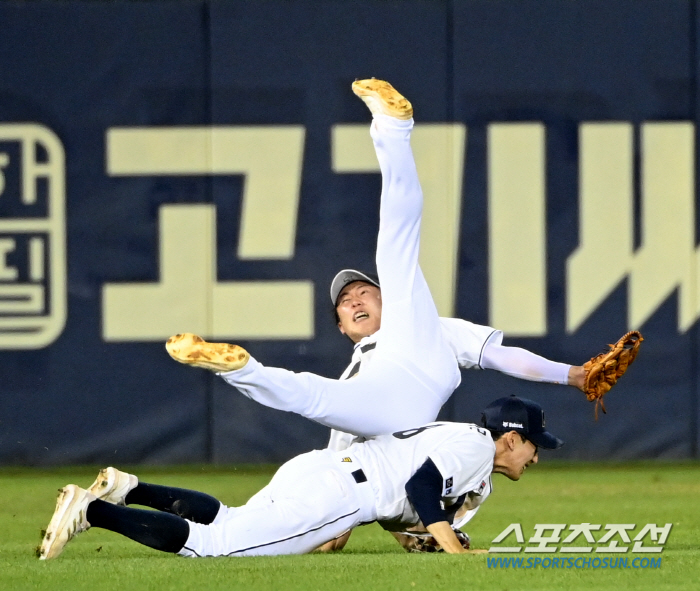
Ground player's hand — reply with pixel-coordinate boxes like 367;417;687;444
424;521;471;554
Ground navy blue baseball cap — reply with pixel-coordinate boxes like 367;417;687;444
481;395;563;450
330;269;380;305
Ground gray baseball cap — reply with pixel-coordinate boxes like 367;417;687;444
330;269;380;305
481;395;563;450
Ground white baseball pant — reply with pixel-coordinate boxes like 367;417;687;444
219;116;460;437
179;450;376;557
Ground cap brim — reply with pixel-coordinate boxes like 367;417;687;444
527;430;564;450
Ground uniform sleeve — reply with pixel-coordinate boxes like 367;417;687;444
439;318;503;369
480;342;571;384
405;454;489;528
428;433;495;498
404;458;448;527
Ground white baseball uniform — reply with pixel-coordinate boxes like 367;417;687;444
219;116;462;437
328;318;571;451
328;318;501;450
180;422;494;557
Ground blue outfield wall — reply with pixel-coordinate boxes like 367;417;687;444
0;0;698;464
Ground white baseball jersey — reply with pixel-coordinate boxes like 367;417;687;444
181;420;495;557
347;421;495;529
327;319;502;451
340;319;502;380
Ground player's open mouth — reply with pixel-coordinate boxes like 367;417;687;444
354;312;369;321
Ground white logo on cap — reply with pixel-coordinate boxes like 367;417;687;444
503;421;524;428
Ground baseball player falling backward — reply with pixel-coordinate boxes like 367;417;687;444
165;78;611;436
38;396;562;559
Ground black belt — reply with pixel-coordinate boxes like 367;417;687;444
352;469;367;484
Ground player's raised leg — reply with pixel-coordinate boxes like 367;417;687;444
169;339;433;437
164;79;458;437
353;79;458;388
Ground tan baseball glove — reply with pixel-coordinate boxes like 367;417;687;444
583;330;643;419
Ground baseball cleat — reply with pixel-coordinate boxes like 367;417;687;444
352;78;413;120
38;485;93;560
87;467;138;506
166;333;250;373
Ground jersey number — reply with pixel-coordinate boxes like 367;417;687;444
392;424;489;439
392;424;443;439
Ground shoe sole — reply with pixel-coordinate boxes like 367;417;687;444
352;79;413;120
38;485;86;560
166;333;250;372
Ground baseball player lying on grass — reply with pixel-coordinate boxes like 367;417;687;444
38;396;561;560
165;78;640;438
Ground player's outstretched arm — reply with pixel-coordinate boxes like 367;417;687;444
481;341;580;388
441;318;582;390
479;331;643;414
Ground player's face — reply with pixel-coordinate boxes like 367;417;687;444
494;433;539;481
336;281;383;343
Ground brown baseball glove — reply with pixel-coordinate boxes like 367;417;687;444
402;529;470;553
583;330;643;419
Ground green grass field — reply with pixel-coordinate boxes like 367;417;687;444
1;462;698;591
